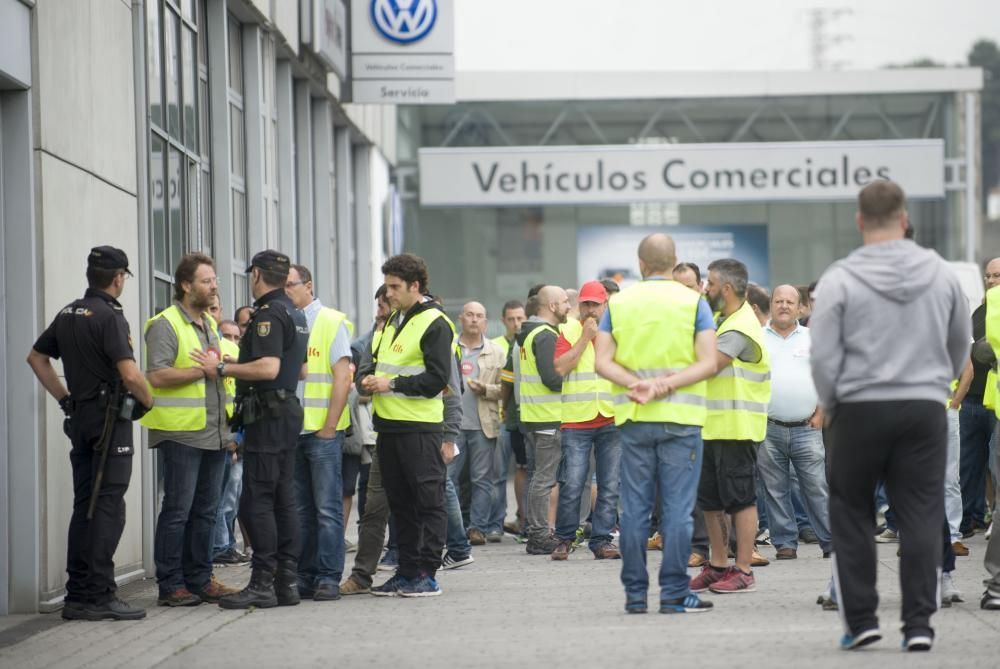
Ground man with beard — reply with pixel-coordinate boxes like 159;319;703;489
515;285;571;555
142;253;240;606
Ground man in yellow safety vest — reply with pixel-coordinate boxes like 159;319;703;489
142;252;240;607
689;258;771;596
285;264;354;601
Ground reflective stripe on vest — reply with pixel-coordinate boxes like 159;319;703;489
559;318;614;423
219;336;239;418
518;324;562;423
702;300;772;441
140;305;208;431
372;308;453;424
302;307;355;432
608;280;707;427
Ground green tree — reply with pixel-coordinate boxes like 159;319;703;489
969;39;1000;198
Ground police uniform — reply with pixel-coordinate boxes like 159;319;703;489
31;246;142;616
221;250;308;607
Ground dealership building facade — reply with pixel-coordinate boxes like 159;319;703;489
398;68;985;321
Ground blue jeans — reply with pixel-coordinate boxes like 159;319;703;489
212;454;243;555
489;426;513;533
444;474;472;558
959;398;996;532
294;432;346;587
619;422;703;602
758;423;832;552
153;441;227;594
450;429;496;533
555;424;621;549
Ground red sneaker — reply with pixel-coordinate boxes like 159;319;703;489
689;565;732;593
709;568;756;594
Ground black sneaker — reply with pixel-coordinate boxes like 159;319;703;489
660;594;713;614
525;536;560;555
67;597;147;621
371;573;410;597
214;548;250;566
314;582;341;601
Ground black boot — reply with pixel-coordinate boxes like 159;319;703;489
274;560;301;607
218;570;278;610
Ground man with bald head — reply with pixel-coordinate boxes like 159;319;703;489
757;285;832;562
959;257;1000;539
513;285;571;554
453;301;506;546
596;233;718;613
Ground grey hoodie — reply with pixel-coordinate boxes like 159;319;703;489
809;239;970;410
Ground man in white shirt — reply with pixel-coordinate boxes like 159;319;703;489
757;285;832;560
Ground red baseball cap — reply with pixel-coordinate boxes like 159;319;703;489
578;280;608;304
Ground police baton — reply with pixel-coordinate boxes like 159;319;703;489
86;398;118;521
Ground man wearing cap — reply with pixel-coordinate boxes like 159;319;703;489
191;250;309;609
28;246;154;620
551;281;622;561
141;252;240;607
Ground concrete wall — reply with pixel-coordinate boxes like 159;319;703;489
32;0;141;600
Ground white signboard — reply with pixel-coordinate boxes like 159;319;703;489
351;0;454;104
418;140;946;206
301;0;348;78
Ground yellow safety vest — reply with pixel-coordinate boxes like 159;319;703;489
372;307;452;424
560;318;614;423
702;301;772;442
519;323;562;423
302;307;355;432
219;336;238;419
141;305;211;431
986;286;1000;417
491;335;511;359
608;280;707;427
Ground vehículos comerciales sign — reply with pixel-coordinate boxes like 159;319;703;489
418;139;945;206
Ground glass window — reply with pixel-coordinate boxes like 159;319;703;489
147;3;162;128
230;103;244;179
228;16;243;97
168;146;184;266
165;9;181;141
232;189;247;260
182;26;197;150
151;135;167;272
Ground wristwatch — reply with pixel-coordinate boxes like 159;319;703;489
389;378;397;392
216;361;226;378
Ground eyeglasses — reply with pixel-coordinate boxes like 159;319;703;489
286;281;304;288
986;273;1000;281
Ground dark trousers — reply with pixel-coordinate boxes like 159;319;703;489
377;431;447;580
352;449;390;586
829;400;946;639
241;448;300;574
959;398;996;532
66;410;133;605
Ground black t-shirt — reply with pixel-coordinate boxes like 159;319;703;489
236;289;308;395
33;288;134;402
969;302;989;400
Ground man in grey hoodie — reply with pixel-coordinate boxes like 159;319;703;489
810;180;970;652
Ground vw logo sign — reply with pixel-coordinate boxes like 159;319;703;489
370;0;437;45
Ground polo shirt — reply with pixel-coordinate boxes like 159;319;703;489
763;321;818;422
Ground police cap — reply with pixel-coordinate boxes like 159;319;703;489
245;250;291;274
87;246;133;275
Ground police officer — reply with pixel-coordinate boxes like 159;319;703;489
191;250;308;609
27;246;153;621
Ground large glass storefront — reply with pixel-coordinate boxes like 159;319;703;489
397;90;969;331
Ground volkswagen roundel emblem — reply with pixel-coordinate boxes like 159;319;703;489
370;0;438;45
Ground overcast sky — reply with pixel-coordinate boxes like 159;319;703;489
454;0;1000;71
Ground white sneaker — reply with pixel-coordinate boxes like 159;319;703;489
875;528;898;543
987;522;993;540
941;572;963;604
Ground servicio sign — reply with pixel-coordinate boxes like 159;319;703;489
418;140;945;206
